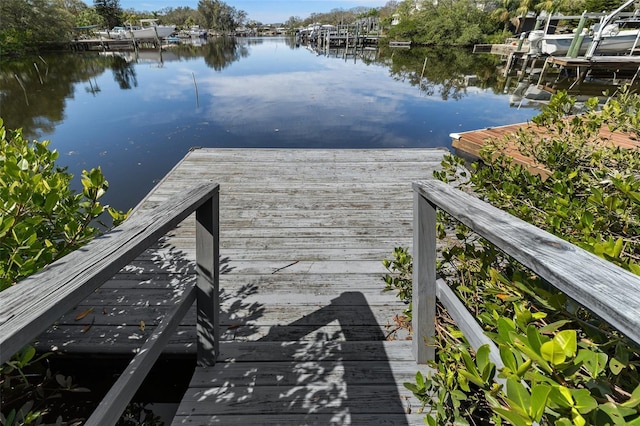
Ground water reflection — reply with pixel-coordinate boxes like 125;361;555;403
201;37;249;71
0;37;536;210
0;38;516;140
381;46;504;100
111;55;137;89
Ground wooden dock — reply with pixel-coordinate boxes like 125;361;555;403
35;148;446;424
69;38;161;51
451;120;640;175
536;56;640;93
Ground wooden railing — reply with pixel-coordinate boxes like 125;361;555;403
0;183;220;425
412;179;640;365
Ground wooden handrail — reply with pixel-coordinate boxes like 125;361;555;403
412;179;640;364
0;182;220;425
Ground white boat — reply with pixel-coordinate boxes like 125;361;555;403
188;25;208;38
528;0;640;56
95;26;128;40
528;24;640;56
124;19;176;40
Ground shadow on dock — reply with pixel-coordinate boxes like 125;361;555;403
175;291;413;425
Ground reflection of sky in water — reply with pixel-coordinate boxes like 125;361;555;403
44;38;534;210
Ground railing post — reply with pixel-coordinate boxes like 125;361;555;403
196;188;220;366
412;190;437;363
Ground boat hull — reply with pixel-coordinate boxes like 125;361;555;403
529;28;640;56
124;26;175;40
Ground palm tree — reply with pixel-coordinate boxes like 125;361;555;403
491;0;520;31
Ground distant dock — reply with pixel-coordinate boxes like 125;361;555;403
69;38;162;51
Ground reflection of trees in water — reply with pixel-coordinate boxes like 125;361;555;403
283;37;298;49
0;53;110;137
0;41;507;140
166;37;250;71
379;47;504;100
201;37;249;71
301;44;505;100
109;55;137;90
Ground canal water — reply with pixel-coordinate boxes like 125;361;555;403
0;37;536;212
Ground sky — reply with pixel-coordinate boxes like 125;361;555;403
115;0;390;24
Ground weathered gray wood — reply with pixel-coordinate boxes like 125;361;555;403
39;324;400;349
186;360;427;387
436;278;505;375
196;189;220;366
34;149;445;358
412;191;437;363
28;148;447;424
85;273;389;291
54;302;408;324
172;413;427;425
217;340;417;362
414;179;640;347
0;183;219;364
85;285;196;425
175;384;417;415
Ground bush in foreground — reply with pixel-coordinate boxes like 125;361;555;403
384;89;640;424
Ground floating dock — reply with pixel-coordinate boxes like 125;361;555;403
451;121;640;175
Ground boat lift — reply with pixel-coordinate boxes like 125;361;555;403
586;0;639;58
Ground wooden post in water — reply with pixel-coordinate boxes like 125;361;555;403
412;190;437;363
196;187;220;366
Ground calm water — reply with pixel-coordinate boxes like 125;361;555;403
0;37;536;211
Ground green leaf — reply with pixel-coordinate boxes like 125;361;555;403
575;349;607;378
476;344;491;373
492;406;531;426
5;408;16;426
571;388;597;414
549;385;573;409
498;317;516;343
460;349;480;376
44;192;59;211
530;384;551;421
458;369;486;388
513;337;553;374
19;346;36;366
526;325;544;355
541;339;566;365
554;330;577;358
17;158;28;170
539;320;573;335
600;402;638;425
506;378;531;413
500;345;518;372
516;358;532;377
613;237;624;258
621;383;640;409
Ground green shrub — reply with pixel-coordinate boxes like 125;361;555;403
0;119;129;423
393;89;640;424
0;118;128;292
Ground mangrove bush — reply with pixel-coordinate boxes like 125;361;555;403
384;89;640;424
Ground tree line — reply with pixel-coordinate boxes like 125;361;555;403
0;0;629;56
385;0;627;47
0;0;247;56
